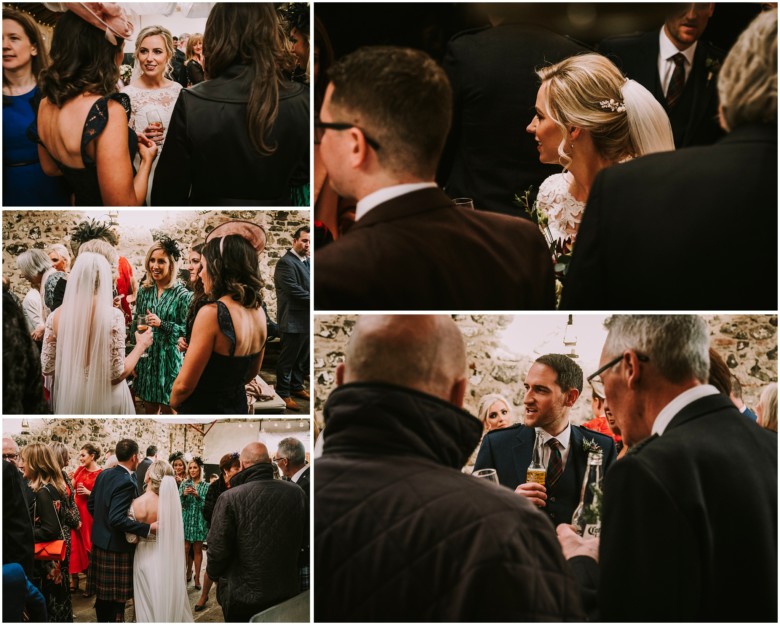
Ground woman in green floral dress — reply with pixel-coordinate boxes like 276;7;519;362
131;238;192;414
180;457;209;590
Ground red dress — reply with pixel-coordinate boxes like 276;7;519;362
116;256;134;325
582;415;622;443
70;466;102;574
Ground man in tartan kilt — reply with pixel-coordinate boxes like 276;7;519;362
88;439;157;622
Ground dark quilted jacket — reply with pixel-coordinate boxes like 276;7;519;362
206;462;306;621
315;383;586;622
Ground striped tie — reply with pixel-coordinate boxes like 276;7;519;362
546;439;563;488
666;53;687;109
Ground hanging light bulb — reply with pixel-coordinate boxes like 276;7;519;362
562;314;579;359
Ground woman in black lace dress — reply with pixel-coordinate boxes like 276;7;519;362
170;222;267;414
34;6;157;206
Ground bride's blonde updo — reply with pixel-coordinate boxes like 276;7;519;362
146;460;175;494
537;53;633;169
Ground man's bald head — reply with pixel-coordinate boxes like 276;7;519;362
3;437;19;455
240;442;270;469
338;315;467;405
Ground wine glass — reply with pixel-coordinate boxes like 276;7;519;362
145;109;164;132
453;197;476;210
137;314;150;358
472;468;499;485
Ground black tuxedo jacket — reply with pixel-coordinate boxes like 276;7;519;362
314;187;555;310
475;423;616;527
571;393;777;621
274;250;310;334
561;123;777;310
599;30;725;148
438;23;586;216
87;465;150;553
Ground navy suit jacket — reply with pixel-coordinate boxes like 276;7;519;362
87;465;150;553
475;423;616;526
274;250;309;334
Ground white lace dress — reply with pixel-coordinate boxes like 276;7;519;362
536;172;586;246
120;81;182;205
41;307;135;414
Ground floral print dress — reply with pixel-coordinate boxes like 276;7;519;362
180;478;209;542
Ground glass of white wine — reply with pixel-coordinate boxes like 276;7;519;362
137;314;150;358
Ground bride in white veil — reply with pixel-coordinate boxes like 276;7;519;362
129;461;193;622
40;241;153;414
527;53;675;246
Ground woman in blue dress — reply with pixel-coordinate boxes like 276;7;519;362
2;8;70;206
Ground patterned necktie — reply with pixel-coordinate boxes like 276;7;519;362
666;53;687;109
546;439;563;489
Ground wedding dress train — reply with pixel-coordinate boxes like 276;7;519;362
128;476;193;622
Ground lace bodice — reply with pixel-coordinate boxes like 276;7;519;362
121;82;182;145
537;173;586;245
41;307;127;380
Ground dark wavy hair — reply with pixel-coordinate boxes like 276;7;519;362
218;452;241;475
203;235;264;309
203;3;296;154
185;243;207;341
3;9;50;90
39;11;123;107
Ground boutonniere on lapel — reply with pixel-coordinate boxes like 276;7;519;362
705;56;722;87
582;437;601;454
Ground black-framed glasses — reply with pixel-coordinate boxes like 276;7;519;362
315;121;381;151
273;456;287;464
587;352;650;398
2;453;18;461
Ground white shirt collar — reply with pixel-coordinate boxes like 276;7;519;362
291;464;309;483
355;182;437;221
535;422;572;449
290;248;308;263
659;26;698;65
652;384;720;436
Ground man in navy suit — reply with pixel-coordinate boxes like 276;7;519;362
475;354;616;527
274;226;311;412
558;315;777;621
599;3;725;148
88;439;156;622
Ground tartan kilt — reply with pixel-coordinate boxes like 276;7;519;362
88;545;134;602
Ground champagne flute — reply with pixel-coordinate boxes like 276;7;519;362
137;314;150;358
472;468;499;485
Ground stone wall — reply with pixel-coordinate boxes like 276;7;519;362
313;315;778;430
2;209;308;320
4;418;203;474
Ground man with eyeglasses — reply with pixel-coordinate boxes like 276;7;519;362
313;46;555;311
558;315;777;621
475;353;616;527
274;438;310;591
2;436;21;468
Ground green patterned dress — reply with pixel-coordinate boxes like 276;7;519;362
131;281;192;405
180;478;209;542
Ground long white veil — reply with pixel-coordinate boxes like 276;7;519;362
155;475;193;622
622;78;676;156
52;252;113;414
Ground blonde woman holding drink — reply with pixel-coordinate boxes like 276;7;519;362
121;25;182;204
